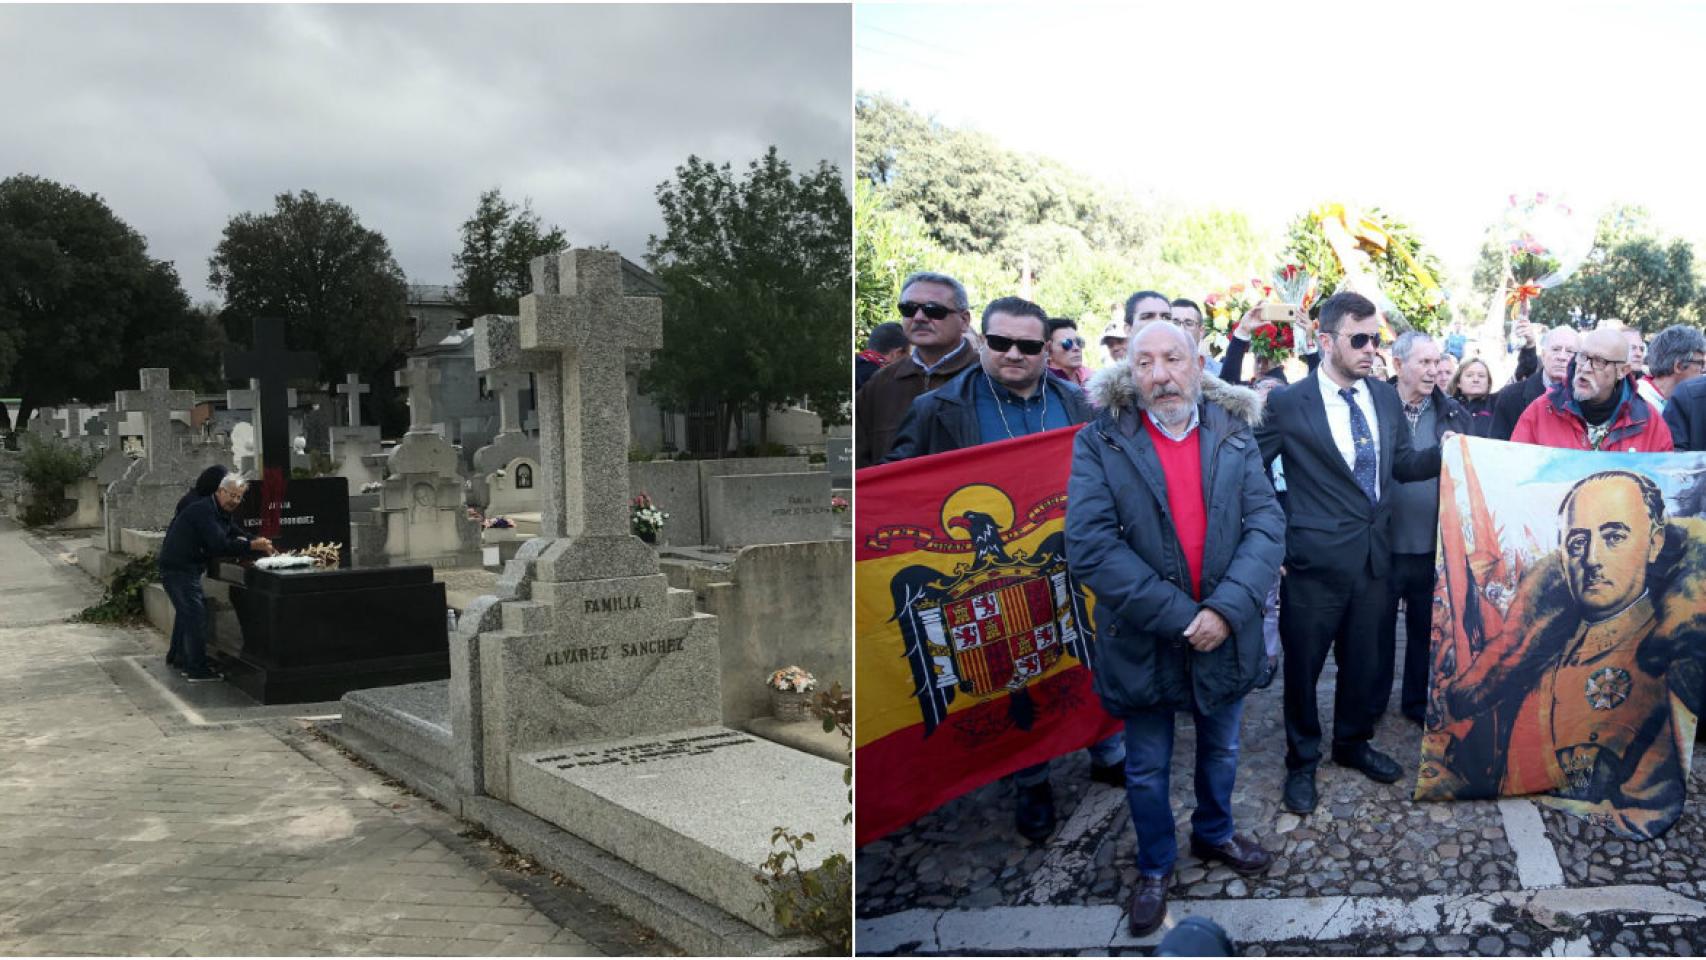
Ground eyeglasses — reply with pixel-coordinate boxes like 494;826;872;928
1339;332;1384;350
898;301;957;321
1172;316;1203;329
1574;353;1625;372
1679;356;1706;372
985;334;1047;356
1055;337;1081;351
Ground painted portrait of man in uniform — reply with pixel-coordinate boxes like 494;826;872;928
1417;443;1706;841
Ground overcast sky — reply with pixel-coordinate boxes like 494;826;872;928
1;4;851;300
857;1;1706;282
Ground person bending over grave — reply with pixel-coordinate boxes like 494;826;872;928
159;471;275;681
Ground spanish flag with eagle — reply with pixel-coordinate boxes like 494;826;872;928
855;427;1122;845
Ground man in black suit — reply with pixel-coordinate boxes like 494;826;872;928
1255;292;1445;814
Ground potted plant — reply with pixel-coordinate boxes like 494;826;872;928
631;492;669;544
767;665;818;721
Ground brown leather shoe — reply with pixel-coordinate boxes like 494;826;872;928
1127;872;1170;936
1189;833;1273;876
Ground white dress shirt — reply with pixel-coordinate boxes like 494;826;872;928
1317;373;1382;499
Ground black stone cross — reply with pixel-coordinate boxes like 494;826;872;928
224;317;318;536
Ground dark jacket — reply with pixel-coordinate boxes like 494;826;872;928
1254;371;1443;581
1454;394;1495;437
1411;384;1475;443
1490;367;1550;441
1066;366;1285;717
158;495;253;573
1217;334;1318;386
1665;375;1706;451
882;365;1093;462
854;343;978;467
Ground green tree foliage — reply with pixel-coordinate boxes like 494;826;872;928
853;179;934;345
0;175;218;437
208;190;411;391
17;432;98;527
643;149;851;447
855;94;1158;257
1284;208;1453;334
452;189;569;317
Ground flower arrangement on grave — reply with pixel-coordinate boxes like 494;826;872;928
483;516;513;529
831;495;849;515
631;493;668;541
255;542;343;570
767;665;818;721
360;481;383;494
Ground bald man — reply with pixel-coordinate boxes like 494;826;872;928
1510;326;1674;452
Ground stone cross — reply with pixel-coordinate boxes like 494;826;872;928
395;359;442;434
58;403;90;439
115;369;193;470
226;380;300;423
87;408;121;448
518;249;662;542
336;373;371;428
25;411;58;441
487;371;528;437
224;317;318;477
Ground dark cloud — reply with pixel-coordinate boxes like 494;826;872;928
0;4;851;298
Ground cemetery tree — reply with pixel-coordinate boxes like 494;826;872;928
208;190;411;396
0;174;213;437
452;188;569;317
644;148;851;449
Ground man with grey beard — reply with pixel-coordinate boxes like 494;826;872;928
1067;321;1283;935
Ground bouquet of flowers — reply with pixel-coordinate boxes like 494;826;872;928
630;492;669;538
1501;192;1591;317
767;665;817;693
1271;263;1316;312
831;494;849;515
1250;321;1296;362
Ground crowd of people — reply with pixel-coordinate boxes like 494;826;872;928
856;269;1706;936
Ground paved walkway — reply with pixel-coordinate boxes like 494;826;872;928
0;520;669;956
857;630;1706;955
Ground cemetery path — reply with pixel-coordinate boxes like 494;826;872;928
0;520;664;957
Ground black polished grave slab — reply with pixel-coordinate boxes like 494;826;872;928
206;561;448;704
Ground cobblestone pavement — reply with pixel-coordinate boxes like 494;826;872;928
856;631;1706;956
0;521;672;956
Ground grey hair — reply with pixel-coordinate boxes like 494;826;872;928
218;473;249;493
1645;324;1706;377
1540;325;1577;350
899;271;969;312
1391;331;1435;363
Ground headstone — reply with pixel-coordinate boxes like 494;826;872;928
103;369;221;552
827;437;852;489
223;317;317;539
703;471;836;547
330;373;384;492
56;403;91;440
371;358;480;567
471;317;543;518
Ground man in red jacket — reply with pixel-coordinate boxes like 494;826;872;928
1510;327;1674;452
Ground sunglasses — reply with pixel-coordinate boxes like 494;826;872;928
985;334;1047;356
1055;337;1081;351
898;301;957;320
1339;332;1384;350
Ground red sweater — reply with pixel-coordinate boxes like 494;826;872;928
1144;417;1207;599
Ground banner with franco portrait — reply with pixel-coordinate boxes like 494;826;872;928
1417;436;1706;840
853;427;1122;846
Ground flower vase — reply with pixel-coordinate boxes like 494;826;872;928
638;529;657;545
769;687;814;722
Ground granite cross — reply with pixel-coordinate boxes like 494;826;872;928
336;373;371;428
58;403;90;439
395;359;441;434
487;371;528;437
223;318;318;478
518;249;662;541
115;369;193;470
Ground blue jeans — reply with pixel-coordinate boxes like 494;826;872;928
1124;698;1245;876
1012;733;1127;787
160;568;210;673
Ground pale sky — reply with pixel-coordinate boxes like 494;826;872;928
856;1;1706;280
1;4;851;300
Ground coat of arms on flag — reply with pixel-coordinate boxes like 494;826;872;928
856;429;1121;845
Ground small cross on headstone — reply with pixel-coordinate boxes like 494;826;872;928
395;358;442;434
337;373;371;428
487;371;528;437
116;369;193;469
518;249;662;541
58;403;90;439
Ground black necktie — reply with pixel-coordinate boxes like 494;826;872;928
1340;387;1378;504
